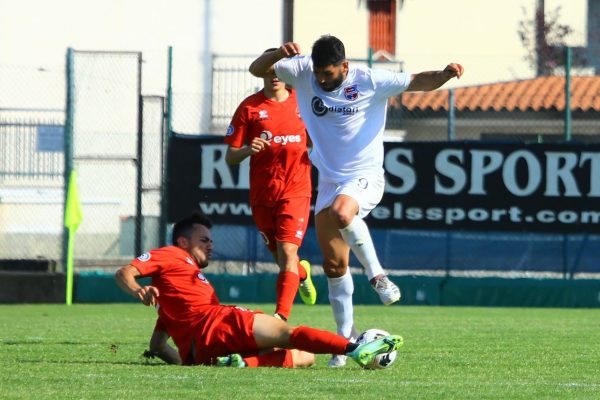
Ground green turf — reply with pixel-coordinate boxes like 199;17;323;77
1;304;599;399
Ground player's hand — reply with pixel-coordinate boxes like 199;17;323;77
443;63;464;79
279;42;301;58
136;285;159;306
249;137;271;154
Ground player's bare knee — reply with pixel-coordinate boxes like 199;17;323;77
292;350;315;368
323;262;347;278
278;243;298;260
328;205;354;228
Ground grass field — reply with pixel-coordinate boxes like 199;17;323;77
1;303;599;399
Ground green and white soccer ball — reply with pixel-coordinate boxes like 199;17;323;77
356;328;398;369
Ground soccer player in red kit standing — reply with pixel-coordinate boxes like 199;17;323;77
224;51;316;321
115;212;403;368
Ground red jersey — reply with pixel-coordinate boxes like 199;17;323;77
131;246;221;361
224;89;311;206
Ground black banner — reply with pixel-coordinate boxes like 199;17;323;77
168;135;600;233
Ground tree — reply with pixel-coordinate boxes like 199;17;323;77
518;5;586;76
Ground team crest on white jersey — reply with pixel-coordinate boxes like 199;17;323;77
344;85;359;101
137;252;151;262
259;110;269;119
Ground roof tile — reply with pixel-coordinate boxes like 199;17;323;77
400;76;600;112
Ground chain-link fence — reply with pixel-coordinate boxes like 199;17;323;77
0;50;165;270
2;49;598;277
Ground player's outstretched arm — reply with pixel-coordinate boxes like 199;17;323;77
406;63;464;92
249;42;301;78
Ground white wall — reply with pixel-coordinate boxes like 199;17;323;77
293;0;369;59
396;0;587;88
0;0;281;129
0;0;282;258
292;0;587;88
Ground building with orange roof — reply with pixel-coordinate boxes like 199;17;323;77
387;75;600;142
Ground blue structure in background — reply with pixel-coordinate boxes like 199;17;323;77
209;225;600;277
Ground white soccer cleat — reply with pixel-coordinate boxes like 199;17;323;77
327;354;347;368
370;275;401;305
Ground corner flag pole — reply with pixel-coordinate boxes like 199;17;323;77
64;169;83;305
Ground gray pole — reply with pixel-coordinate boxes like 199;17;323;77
447;89;456;141
62;48;75;269
159;46;173;246
134;52;144;256
564;46;572;141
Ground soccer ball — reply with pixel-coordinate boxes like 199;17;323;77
355;328;398;369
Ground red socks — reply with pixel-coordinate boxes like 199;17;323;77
289;325;349;355
274;261;308;320
243;349;294;368
275;271;300;320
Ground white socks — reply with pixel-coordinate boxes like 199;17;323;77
327;269;355;338
339;217;384;281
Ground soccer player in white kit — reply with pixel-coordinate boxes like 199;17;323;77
250;35;464;367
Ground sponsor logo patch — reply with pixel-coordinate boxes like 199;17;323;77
137;252;151;262
260;130;273;141
311;96;358;117
226;124;234;136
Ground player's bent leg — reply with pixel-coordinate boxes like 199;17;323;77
253;315;351;357
290;349;315;368
331;195;401;305
252;313;294;349
238;349;314;368
274;242;301;319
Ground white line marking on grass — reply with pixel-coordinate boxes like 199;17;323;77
559;383;600;388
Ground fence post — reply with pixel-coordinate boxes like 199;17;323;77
159;46;174;246
134;52;144;256
447;89;455;141
62;48;75;269
368;47;373;68
564;46;572;141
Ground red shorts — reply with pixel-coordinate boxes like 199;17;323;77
252;196;310;253
190;305;263;365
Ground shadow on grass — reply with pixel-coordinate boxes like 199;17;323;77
15;358;170;367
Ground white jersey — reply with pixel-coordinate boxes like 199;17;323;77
274;55;411;182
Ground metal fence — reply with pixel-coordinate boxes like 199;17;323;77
1;50;598;277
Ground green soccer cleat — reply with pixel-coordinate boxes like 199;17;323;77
298;260;317;305
216;353;247;368
346;335;404;368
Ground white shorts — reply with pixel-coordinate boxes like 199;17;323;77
314;174;385;218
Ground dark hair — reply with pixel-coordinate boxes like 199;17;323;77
172;212;212;244
311;35;345;68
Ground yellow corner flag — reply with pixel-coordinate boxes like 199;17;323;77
65;169;83;305
65;170;83;231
